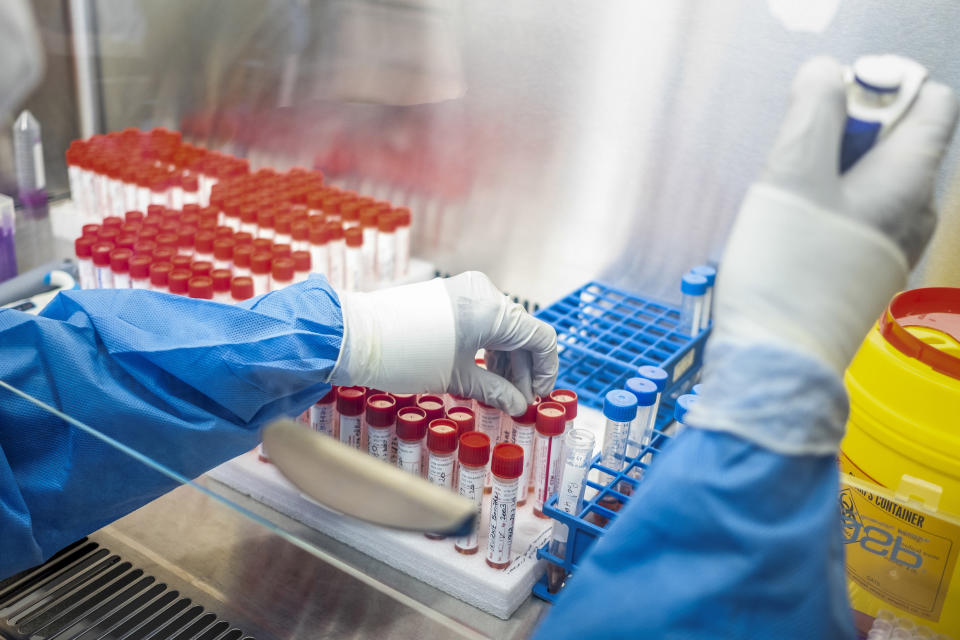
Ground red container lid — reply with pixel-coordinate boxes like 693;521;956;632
139;225;159;241
115;234;137;251
155;232;178;250
337;386;367;416
359;207;378;228
491;443;524;479
549;389;578;420
132;240;156;258
147;204;165;218
275;214;293;235
513;398;541;424
177;226;197;249
82;223;101;237
233;244;254;268
211;268;232;292
417;395;445;423
459;432;491;466
120;222;142;236
326;222;344;241
240;204;257;224
233;231;254;246
427;419;458;454
152;247;175;263
125;210;144;224
194;231;216;253
396;408;428;440
252;237;273;252
98;227;120;242
391;393;418;410
214;225;234;238
213;238;235;261
879;287;960;381
251;251;272;275
168;269;192;295
159;220;179;234
109;248;132;273
75;236;95;259
309;224;330;245
183;203;201;217
447;407;475;436
317;386;337;405
149;261;173;287
91;241;115;267
394;207;412;227
345;227;363;248
292;220;310;242
366;394;398;427
102;215;123;228
182;174;199;192
341;201;360;223
271;256;295;282
231;276;254;300
191;261;213;277
271;243;292;259
181;213;199;227
536;401;566;436
129;254;152;279
377;212;396;233
188;276;213;299
170;254;192;270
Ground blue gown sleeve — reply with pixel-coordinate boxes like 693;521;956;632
0;278;343;579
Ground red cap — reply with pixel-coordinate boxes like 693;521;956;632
252;238;273;253
359;207;378;228
394;207;411;227
377;212;396;233
459;432;491;466
292;250;311;272
233;231;254;245
182;174;199;192
396;408;428;441
214;225;234;238
191;261;213;277
365;394;397;427
271;256;294;282
341;201;360;223
291;220;309;242
213;238;235;261
417;395;445;423
102;216;123;228
139;226;159;241
309;224;330;245
109;248;132;273
91;242;115;267
548;389;578;420
170;254;192;270
233;244;253;269
211;269;232;292
194;230;216;254
257;208;275;230
115;234;137;251
98;227;120;243
391;393;418;410
180;213;199;228
271;243;292;259
132;240;156;258
155;232;178;250
147;204;165;219
336;386;367;416
75;236;95;259
168;269;192;294
513;398;541;424
240;204;257;225
491;443;524;479
120;222;142;236
152;247;175;263
125;210;144;224
149;261;173;287
187;276;213;299
129;254;152;279
317;387;336;405
325;222;344;241
177;226;197;250
447;407;475;436
158;220;179;234
81;223;101;237
230;276;254;300
535;402;566;436
183;203;201;217
427;419;458;454
251;251;272;275
275;214;293;235
345;227;363;248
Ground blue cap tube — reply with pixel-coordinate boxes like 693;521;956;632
674;394;700;425
637;365;668;392
600;390;638;482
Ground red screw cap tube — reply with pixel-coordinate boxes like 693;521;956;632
149;261;173;287
491;443;524;479
459;432;491;466
336;386;367;416
417;395;445;423
536;402;566;436
230;276;254;300
168;269;192;295
365;394;397;427
188;276;214;299
549;389;578;421
447;407;476;436
396;407;428;440
427;419;458;454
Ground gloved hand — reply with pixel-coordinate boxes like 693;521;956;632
691;57;958;455
331;271;558;416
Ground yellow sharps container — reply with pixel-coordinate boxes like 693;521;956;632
842;287;960;637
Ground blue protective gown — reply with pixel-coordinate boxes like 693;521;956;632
0;279;342;579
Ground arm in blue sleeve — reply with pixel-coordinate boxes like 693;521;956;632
534;347;856;640
0;278;343;579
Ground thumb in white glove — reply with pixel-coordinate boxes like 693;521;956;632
331;272;558;416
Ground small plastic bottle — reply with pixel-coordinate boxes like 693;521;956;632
250;251;272;297
395;407;428;476
359;207;378;286
447;394;475;413
230;276;254;303
680;272;708;338
308;223;329;278
239;204;258;236
291;220;310;254
149;261;173;293
425;418;459;540
486;442;524;570
547;428;596;593
212;237;234;271
191;261;214;279
188;276;214;300
176;226;196;258
690;264;717;330
211;269;232;303
692;383;704;396
366;393;398;463
274;213;293;246
417;394;446;424
91;242;115;289
337;386;366;449
454;431;491;555
344;227;363;291
128;254;152;289
599;390;638;484
548;389;578;432
167;269;192;296
74;236;96;289
391;393;418;410
326;222;345;290
511;402;539;505
310;387;337;437
292;250;311;284
233;244;253;278
271;256;295;291
671;394;699;434
623;377;658;483
532;401;567;517
476;402;502;492
109;248;133;289
376;212;396;283
341;201;360;229
446;406;475;437
256;209;275;241
194;230;216;264
181;174;200;207
393;207;411;279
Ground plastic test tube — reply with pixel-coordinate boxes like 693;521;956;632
486;442;524;570
417;395;446;423
74;236;95;289
308;223;329;278
91;242;115;289
149;261;172;293
547;428;596;593
292;250;311;284
511;402;539;506
366;393;397;463
671;394;699;435
548;388;578;433
376;212;395;283
395;407;428;476
230;276;254;303
454;431;491;555
623;377;658;482
425;418;459;540
271;256;295;291
359;207;378;286
690;264;716;330
680;272;708;338
211;269;232;303
476;402;502;492
326;222;345;289
532;401;567;517
637;365;668;448
337;386;367;449
250;252;272;296
599;390;638;484
394;207;411;279
110;249;132;289
129;255;152;289
344;227;362;291
310;387;337;437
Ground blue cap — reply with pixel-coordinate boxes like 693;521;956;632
691;383;704;396
603;389;638;423
674;394;699;424
625;378;658;406
637;365;668;392
681;273;708;296
690;265;716;286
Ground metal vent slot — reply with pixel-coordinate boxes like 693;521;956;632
0;540;255;640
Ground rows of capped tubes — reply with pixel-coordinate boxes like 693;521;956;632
867;610;952;640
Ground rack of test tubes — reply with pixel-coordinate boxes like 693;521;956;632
864;610;953;640
65;127;416;298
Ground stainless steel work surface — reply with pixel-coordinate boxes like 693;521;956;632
89;477;549;640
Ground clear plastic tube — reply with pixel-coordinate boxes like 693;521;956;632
486;443;523;570
512;417;535;506
680;272;708;338
690;265;717;330
0;196;17;282
476;403;502;491
454;432;490;555
547;428;596;593
532;402;566;517
599;390;638;484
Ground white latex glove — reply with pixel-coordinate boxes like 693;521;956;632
690;57;958;455
331;271;558;416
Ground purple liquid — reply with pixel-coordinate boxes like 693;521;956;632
0;226;17;283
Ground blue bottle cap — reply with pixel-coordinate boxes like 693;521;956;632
603;389;638;423
674;394;699;424
691;383;704;396
690;265;716;286
681;273;708;296
637;365;668;392
625;377;658;407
